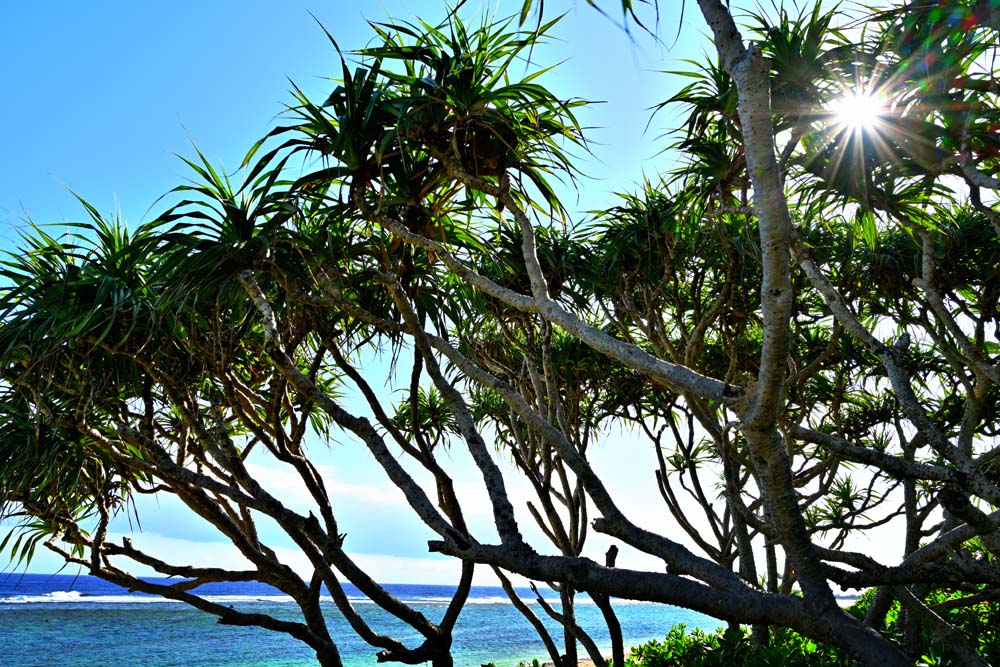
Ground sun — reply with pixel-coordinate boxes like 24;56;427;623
828;90;884;131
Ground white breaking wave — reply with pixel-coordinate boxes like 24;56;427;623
338;595;518;605
1;591;165;605
1;590;645;607
0;591;296;605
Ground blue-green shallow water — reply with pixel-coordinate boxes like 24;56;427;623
0;574;722;667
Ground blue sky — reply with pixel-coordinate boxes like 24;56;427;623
1;1;735;583
0;0;706;239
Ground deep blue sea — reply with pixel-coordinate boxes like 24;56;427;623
0;573;721;667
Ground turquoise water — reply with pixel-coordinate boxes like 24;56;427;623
0;575;722;667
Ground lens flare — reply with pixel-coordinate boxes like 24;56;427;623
828;91;884;131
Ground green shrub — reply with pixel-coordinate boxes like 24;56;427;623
625;624;854;667
628;590;1000;667
848;586;1000;665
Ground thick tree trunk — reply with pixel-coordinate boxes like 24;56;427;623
692;3;912;665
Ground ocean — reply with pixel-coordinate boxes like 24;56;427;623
0;573;721;667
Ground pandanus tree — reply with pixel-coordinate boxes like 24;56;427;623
585;179;768;600
0;160;478;667
0;12;586;667
462;251;627;667
3;1;1000;666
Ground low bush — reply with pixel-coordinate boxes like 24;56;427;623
627;588;1000;667
626;624;852;667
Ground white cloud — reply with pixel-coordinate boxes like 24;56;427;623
243;461;411;510
94;532;517;587
108;532;254;575
327;479;409;507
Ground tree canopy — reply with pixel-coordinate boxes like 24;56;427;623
2;1;1000;666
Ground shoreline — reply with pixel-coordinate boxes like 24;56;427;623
507;642;646;667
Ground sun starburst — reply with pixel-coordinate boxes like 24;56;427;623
828;90;885;132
